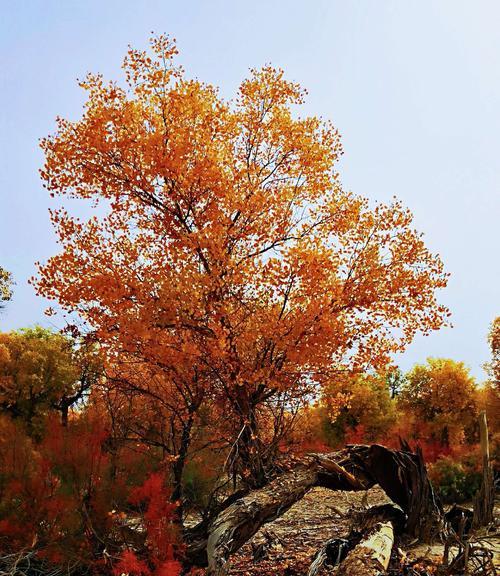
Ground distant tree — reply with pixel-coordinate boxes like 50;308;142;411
0;327;100;430
481;317;500;435
399;358;478;446
485;316;500;389
0;267;12;310
322;372;397;444
386;367;405;398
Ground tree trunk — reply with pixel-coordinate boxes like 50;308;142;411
473;411;495;527
206;465;318;575
61;403;69;427
172;412;196;523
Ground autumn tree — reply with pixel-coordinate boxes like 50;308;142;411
0;327;100;430
485;316;499;389
481;317;500;436
36;36;449;493
319;372;397;445
398;358;478;447
386;367;405;398
0;267;12;310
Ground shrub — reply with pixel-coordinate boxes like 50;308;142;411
428;453;482;504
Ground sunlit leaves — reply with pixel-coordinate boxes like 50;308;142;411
35;35;449;483
0;267;12;308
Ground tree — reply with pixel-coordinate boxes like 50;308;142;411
36;36;449;493
480;317;500;435
0;327;100;430
0;267;12;310
398;358;478;447
386;367;405;398
321;372;397;445
485;316;499;389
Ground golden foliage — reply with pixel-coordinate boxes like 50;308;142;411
34;36;449;480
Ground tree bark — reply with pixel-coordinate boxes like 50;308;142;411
206;465;318;575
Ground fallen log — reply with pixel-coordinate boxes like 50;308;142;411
196;444;443;575
306;538;350;576
337;521;394;576
206;465;318;575
306;503;405;576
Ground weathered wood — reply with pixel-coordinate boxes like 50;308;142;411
307;538;350;576
337;521;394;576
473;411;495;527
307;503;404;576
359;443;443;540
199;444;443;574
312;453;367;489
206;466;318;575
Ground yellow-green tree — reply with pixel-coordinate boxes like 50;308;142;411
321;372;397;444
0;267;12;310
0;327;100;430
399;358;478;446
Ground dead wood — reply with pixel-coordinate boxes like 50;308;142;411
200;443;443;575
206;466;318;575
306;538;351;576
306;503;405;576
473;411;495;528
337;521;395;576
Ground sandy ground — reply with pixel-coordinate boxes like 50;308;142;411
228;486;390;575
227;487;500;575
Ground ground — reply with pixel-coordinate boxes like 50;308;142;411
227;487;500;576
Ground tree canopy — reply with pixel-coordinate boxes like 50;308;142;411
0;267;12;309
399;358;478;446
0;327;100;429
35;36;449;488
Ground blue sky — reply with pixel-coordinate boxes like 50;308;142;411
1;1;498;379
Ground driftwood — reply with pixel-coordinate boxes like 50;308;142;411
199;444;443;575
473;411;495;527
306;503;405;576
337;521;394;576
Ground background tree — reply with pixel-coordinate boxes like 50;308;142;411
36;36;449;494
480;316;500;437
0;267;12;310
485;316;499;389
386;367;405;398
316;372;397;445
398;358;478;447
0;327;100;430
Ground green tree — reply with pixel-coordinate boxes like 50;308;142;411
386;367;405;398
0;267;12;310
0;327;100;431
322;372;397;444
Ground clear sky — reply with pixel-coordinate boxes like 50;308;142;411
1;1;498;379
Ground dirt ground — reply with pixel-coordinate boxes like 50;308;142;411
227;487;500;576
228;486;390;575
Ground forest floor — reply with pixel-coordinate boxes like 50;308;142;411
227;486;500;576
